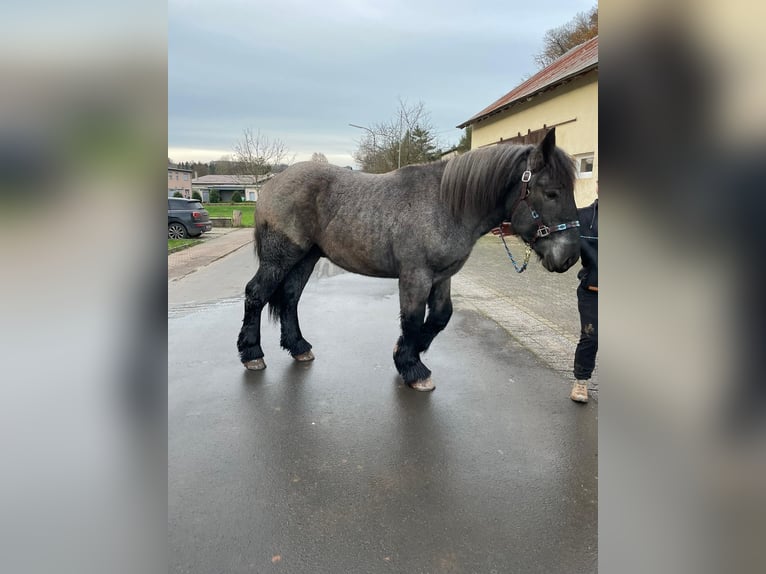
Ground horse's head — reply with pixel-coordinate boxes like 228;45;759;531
508;128;581;273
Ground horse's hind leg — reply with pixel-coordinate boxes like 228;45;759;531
418;278;453;353
237;262;288;369
237;228;309;370
273;248;321;360
394;269;435;391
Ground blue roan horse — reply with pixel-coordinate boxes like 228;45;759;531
237;127;580;391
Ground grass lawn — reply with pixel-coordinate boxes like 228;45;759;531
168;238;202;253
204;203;255;227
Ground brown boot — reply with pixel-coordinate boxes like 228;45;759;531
570;380;589;403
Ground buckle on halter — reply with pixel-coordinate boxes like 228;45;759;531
521;170;532;182
537;225;550;237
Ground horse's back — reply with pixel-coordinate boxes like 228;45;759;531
255;161;461;277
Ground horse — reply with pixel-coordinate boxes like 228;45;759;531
237;127;580;391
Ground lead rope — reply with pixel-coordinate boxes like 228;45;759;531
499;228;532;273
497;167;533;273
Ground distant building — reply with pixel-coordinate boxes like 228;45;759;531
191;174;273;203
440;148;460;161
457;36;598;206
168;166;194;198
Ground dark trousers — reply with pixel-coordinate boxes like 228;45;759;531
574;285;598;380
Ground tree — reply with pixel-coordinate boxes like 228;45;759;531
352;99;442;173
533;5;598;69
209;189;220;203
311;152;329;163
402;126;438;165
233;128;293;178
172;191;183;198
192;190;202;201
189;161;209;177
455;126;472;153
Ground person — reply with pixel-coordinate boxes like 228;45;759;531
570;185;598;403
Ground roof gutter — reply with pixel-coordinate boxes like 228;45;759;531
456;64;597;129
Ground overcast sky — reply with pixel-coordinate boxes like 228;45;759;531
169;0;594;167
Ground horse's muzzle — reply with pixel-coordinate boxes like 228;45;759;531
538;235;580;273
543;252;579;273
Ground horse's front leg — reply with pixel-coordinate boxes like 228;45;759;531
418;278;453;353
394;270;435;392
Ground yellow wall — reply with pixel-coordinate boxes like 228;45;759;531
470;70;598;206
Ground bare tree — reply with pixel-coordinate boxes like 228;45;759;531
233;128;293;178
352;98;440;173
311;152;329;163
534;5;598;69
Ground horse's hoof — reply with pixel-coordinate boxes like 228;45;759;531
293;351;315;362
408;378;436;392
244;358;266;370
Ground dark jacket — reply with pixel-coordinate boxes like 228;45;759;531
577;199;598;290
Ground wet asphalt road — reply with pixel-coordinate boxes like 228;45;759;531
169;247;597;573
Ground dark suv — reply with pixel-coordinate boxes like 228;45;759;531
168;198;212;239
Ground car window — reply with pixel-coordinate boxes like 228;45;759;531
187;201;203;210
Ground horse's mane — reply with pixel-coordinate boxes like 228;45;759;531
439;143;575;218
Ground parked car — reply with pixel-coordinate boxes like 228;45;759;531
168;198;212;239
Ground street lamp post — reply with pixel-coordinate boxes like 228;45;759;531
348;123;376;146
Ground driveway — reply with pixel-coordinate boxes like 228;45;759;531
169;237;597;573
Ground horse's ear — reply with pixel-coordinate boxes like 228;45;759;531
528;127;556;171
541;127;556;160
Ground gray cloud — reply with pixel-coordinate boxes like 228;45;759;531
169;0;594;164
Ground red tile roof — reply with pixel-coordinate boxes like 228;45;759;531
457;36;598;129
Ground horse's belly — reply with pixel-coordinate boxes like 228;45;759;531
318;238;398;278
323;251;397;278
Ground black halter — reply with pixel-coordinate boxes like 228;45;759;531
509;167;580;246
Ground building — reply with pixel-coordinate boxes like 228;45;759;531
168;166;194;198
457;36;598;206
191;174;272;203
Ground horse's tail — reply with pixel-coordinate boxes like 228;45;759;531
266;283;284;323
254;218;263;258
253;220;285;323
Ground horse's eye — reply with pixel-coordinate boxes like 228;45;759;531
544;189;559;200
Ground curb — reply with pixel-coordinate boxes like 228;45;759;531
168;243;201;255
199;238;253;268
168;229;254;281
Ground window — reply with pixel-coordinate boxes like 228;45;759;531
575;153;594;178
183;174;189;180
168;173;172;180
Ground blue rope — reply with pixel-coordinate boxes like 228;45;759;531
499;232;531;273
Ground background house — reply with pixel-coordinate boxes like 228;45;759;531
168;166;194;198
191;174;272;203
457;36;598;207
